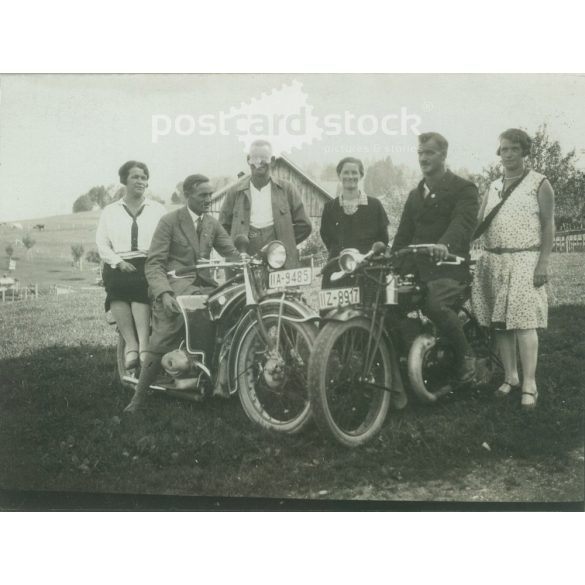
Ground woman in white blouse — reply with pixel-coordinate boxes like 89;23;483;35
96;161;166;370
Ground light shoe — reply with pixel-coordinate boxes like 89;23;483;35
521;390;539;410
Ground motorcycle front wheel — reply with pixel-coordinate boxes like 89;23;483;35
236;314;317;434
307;318;392;448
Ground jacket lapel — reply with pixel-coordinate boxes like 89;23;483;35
178;206;200;260
416;171;453;219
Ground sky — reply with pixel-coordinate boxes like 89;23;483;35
0;73;584;222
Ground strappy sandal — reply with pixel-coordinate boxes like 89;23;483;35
494;381;520;398
124;350;139;370
521;390;539;410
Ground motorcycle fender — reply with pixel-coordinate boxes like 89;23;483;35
321;307;367;323
255;295;320;323
407;332;439;403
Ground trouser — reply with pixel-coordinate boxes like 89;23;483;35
248;225;277;256
423;278;473;366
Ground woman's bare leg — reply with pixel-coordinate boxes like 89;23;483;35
517;329;539;405
131;302;151;356
110;300;138;352
495;329;520;388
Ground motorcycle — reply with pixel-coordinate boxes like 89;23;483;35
307;243;500;447
117;237;319;434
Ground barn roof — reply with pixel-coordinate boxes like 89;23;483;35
211;154;335;203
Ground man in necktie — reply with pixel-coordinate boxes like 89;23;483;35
124;174;237;413
219;139;312;268
391;132;480;386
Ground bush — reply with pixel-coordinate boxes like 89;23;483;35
85;249;101;264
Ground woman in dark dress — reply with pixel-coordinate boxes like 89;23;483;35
320;157;390;288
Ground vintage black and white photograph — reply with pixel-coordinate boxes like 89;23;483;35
0;73;583;508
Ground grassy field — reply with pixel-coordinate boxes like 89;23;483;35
0;253;584;507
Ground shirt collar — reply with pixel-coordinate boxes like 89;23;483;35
249;178;272;194
117;197;152;207
187;206;203;225
339;190;367;208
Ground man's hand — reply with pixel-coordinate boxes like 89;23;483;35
118;260;137;272
533;263;549;288
160;292;181;314
428;244;449;261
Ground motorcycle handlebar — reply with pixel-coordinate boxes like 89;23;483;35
393;245;465;265
169;259;250;278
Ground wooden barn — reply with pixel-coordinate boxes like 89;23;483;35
210;154;334;225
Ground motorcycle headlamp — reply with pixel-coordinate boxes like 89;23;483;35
264;240;287;269
338;248;363;274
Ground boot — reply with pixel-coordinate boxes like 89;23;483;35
456;355;476;385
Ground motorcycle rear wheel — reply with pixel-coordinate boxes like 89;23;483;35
236;314;317;434
408;314;497;403
307;318;392;448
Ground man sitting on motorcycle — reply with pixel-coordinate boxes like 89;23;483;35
391;132;480;386
124;174;238;413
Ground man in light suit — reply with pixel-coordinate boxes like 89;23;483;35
219;139;312;268
124;174;238;413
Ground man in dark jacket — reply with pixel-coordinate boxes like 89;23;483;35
219;140;312;268
391;132;479;383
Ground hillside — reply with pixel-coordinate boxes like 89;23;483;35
0;206;181;290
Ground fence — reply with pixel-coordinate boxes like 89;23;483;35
471;229;585;254
0;282;39;303
553;229;585;253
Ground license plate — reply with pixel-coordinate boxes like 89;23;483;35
268;267;313;289
318;287;360;309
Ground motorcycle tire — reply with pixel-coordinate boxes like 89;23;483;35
236;313;317;434
307;318;392;448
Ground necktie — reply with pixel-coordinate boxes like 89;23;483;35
196;216;203;239
123;205;145;251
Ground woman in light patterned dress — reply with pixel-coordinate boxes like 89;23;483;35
472;129;555;409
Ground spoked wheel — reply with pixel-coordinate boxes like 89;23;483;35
116;332;139;390
408;333;455;403
236;314;317;434
307;318;392;448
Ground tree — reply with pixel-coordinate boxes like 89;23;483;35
363;157;419;236
71;244;85;270
320;164;338;182
171;181;184;205
22;233;36;260
72;193;94;213
5;244;14;259
470;124;585;230
88;186;110;209
147;192;166;204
